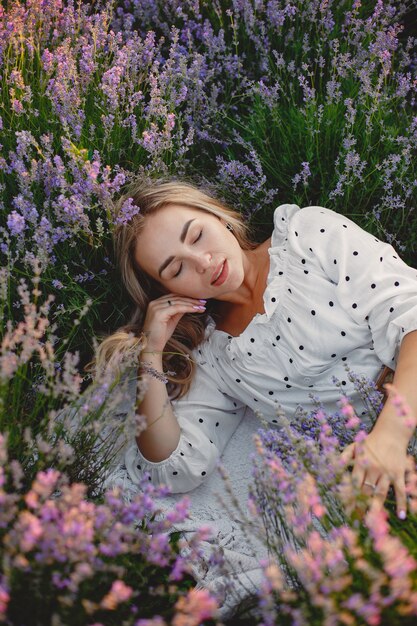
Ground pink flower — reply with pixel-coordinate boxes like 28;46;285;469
16;511;43;552
172;588;217;626
0;583;9;619
100;580;133;610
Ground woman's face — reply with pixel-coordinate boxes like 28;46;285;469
134;204;246;299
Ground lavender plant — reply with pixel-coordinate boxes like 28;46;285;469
244;386;417;626
0;434;219;626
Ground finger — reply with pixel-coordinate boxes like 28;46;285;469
361;473;380;497
394;478;408;520
340;443;355;466
370;476;390;512
160;295;207;304
156;301;206;314
351;462;366;492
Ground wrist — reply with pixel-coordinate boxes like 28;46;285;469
371;411;413;449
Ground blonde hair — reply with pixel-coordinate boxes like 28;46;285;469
92;178;258;399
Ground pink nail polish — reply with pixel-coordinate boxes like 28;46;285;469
193;305;206;310
199;299;207;303
398;510;406;520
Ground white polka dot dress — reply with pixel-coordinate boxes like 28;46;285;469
125;204;417;494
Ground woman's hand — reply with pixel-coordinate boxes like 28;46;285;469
141;293;207;353
340;427;410;518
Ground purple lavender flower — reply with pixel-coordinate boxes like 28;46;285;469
114;198;141;226
7;211;26;236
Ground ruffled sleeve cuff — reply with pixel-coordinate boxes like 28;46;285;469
124;420;220;494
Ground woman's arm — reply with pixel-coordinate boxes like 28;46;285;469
342;329;417;518
136;350;181;462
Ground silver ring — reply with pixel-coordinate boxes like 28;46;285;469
167;300;172;306
364;481;377;490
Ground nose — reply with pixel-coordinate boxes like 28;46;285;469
195;251;212;273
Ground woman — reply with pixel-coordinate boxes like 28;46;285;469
96;178;417;520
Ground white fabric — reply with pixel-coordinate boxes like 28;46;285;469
124;204;417;493
107;409;267;620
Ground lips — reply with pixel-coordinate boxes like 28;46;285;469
210;260;225;285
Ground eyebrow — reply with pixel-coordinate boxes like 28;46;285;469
158;218;196;277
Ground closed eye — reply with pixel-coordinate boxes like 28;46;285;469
172;230;202;278
173;264;182;278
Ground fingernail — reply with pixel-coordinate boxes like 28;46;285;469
398;510;407;520
193;305;206;310
199;299;207;303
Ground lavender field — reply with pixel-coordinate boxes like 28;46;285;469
1;1;417;624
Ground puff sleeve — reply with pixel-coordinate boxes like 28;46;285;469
290;205;417;367
124;357;247;494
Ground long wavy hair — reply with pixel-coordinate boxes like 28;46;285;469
92;178;259;399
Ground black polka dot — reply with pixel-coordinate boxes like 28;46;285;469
352;303;357;309
302;259;306;264
173;471;178;475
299;345;304;350
254;398;258;402
188;442;192;446
268;391;274;395
201;471;206;476
295;231;298;236
199;418;204;423
210;440;213;444
309;247;313;252
287;317;291;323
284;376;289;381
289;358;293;363
394;281;399;286
281;217;285;221
331;353;336;358
320;228;325;233
334;259;337;264
343;224;347;228
233;402;237;407
288;288;292;293
329;301;334;307
311;310;316;315
353;251;358;256
279;271;284;276
341;331;346;336
371;283;376;289
345;276;350;281
250;338;255;343
393;255;398;259
341;381;347;386
286;384;292;388
304;270;309;274
236;378;241;383
380;257;383;262
342;357;347;361
272;343;276;347
215;422;219;427
247;352;252;356
272;419;278;423
271;297;276;302
389;306;394;313
137;464;142;470
148;476;152;480
276;335;281;341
